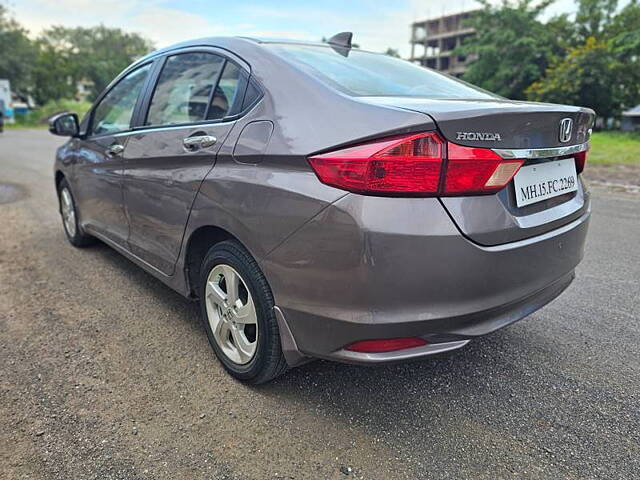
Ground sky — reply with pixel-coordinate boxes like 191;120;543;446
8;0;582;57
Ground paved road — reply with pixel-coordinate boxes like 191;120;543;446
1;129;638;480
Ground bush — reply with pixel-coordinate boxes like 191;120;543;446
14;99;92;127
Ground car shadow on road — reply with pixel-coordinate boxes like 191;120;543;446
262;329;519;400
86;240;203;325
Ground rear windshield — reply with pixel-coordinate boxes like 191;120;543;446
266;43;497;99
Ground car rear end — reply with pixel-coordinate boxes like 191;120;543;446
258;41;594;364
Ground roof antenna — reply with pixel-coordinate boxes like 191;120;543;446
327;32;353;57
328;32;353;48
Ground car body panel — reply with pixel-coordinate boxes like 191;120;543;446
122;122;236;275
72;133;130;245
180;81;438;274
440;177;590;245
354;96;594;245
262;193;589;358
232;120;274;164
358;96;593;149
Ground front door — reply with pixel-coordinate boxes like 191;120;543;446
122;52;244;275
73;63;152;245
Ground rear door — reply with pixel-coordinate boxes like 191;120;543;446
122;50;247;275
73;63;152;244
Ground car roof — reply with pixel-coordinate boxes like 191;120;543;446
138;36;318;59
134;36;374;67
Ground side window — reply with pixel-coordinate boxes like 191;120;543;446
91;64;151;136
146;53;225;126
241;78;262;111
208;61;241;120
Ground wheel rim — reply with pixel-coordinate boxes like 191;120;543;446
205;264;258;365
60;188;77;238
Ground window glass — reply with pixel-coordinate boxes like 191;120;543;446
146;53;224;126
207;61;242;120
92;64;151;135
267;44;498;100
241;79;261;111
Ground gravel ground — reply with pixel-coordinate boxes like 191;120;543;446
1;129;639;480
584;164;640;193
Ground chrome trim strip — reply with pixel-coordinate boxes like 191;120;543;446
112;120;237;138
331;340;470;364
493;142;589;159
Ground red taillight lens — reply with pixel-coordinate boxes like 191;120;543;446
308;133;444;194
445;143;524;195
574;150;588;174
345;337;428;353
308;132;523;196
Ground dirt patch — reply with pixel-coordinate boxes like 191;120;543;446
0;183;28;204
584;163;640;193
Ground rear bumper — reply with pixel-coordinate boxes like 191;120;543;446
287;271;573;365
263;194;590;365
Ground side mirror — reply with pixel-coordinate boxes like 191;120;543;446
49;112;80;137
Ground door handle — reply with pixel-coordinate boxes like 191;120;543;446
183;135;217;151
106;144;124;157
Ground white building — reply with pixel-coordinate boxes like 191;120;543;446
621;105;640;132
0;79;13;123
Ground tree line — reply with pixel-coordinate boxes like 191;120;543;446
458;0;640;119
0;4;153;107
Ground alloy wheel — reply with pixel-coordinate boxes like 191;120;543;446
205;264;258;365
60;187;77;238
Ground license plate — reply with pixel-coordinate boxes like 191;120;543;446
513;158;578;207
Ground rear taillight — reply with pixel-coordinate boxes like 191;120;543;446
308;132;524;196
308;133;443;195
574;150;588;174
444;143;523;195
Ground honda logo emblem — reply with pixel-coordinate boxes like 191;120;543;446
559;118;573;143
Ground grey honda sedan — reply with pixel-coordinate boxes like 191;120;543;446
49;34;594;383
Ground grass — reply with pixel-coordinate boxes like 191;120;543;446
4;121;48;130
589;131;640;165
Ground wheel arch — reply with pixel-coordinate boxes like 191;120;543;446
183;225;305;370
184;225;246;298
54;170;65;191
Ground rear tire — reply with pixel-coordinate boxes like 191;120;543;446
57;178;95;247
198;240;288;384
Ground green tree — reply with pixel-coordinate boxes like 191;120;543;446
35;25;153;102
456;0;561;100
31;38;79;105
385;48;401;58
529;0;640;118
607;0;640;110
526;37;620;118
0;4;37;96
574;0;618;42
544;13;578;51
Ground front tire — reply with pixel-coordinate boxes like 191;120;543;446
198;240;288;384
57;178;95;247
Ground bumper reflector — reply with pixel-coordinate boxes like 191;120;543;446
345;337;428;353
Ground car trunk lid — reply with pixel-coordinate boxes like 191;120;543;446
359;97;594;148
358;96;595;246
